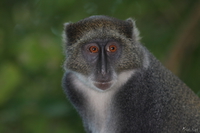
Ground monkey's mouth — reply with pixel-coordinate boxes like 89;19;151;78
93;81;112;90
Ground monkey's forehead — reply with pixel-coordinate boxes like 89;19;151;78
64;16;134;44
73;15;131;28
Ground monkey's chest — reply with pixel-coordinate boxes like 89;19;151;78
85;90;116;133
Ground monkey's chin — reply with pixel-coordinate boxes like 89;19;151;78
93;81;112;90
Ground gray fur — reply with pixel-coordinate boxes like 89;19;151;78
62;15;200;133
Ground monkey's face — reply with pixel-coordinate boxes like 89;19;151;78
81;39;121;90
64;37;142;91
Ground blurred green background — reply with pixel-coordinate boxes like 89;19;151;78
0;0;200;133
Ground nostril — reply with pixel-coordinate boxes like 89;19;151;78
97;70;100;74
101;69;106;76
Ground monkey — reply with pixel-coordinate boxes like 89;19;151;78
62;15;200;133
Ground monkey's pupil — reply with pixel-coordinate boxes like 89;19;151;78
92;48;96;51
111;47;115;50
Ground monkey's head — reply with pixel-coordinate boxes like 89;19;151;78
63;15;148;91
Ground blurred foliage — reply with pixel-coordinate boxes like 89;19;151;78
0;0;200;133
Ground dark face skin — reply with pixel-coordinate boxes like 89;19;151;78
82;39;122;90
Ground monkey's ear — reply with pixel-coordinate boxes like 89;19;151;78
126;18;141;41
63;22;73;46
64;22;71;30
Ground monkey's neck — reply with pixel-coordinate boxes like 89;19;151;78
86;90;115;133
72;76;117;133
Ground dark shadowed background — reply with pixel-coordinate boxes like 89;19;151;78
0;0;200;132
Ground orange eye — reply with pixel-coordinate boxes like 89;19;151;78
89;46;99;53
108;45;117;52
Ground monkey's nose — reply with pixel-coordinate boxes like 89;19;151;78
97;69;106;75
101;69;106;76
